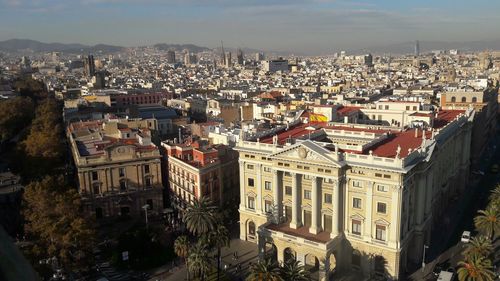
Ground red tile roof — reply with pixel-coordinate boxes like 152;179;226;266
433;109;464;129
370;129;431;158
337;106;361;116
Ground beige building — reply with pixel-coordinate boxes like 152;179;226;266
68;118;163;220
236;108;474;280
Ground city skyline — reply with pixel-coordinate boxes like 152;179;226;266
1;0;500;54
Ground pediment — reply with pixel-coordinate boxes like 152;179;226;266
350;213;365;221
106;144;136;159
374;218;390;226
269;140;341;167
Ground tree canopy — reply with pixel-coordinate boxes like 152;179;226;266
22;176;95;271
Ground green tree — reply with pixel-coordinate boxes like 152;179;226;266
183;197;217;236
174;235;190;281
208;224;229;281
463;236;493;260
0;97;34;141
457;255;495;281
280;260;310;281
23;176;95;271
474;207;500;240
488;185;500;208
247;259;283;281
187;241;210;281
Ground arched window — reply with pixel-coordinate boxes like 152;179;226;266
461;97;467;102
352;250;361;267
472;97;477;103
451;96;456;102
248;221;255;235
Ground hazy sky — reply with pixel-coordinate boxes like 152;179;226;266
0;0;499;54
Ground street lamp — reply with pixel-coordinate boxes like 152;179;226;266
142;204;150;227
421;244;429;272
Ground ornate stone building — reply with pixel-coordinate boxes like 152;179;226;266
68;117;163;220
236;108;473;280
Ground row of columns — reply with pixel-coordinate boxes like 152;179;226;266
239;160;341;237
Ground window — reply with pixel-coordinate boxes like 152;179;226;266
352;181;361;187
303;175;312;180
247;164;254;170
406;106;410;110
265;181;272;190
324;215;332;232
377;185;388;192
352;251;361;267
383;174;391;179
461;97;466;102
352;220;361;235
265;200;272;213
248;197;255;209
248;178;255;187
264;167;272;172
385;105;389;110
146;199;153;209
353;198;362;209
376;225;386;241
325;169;331;173
375;173;382;178
324;193;332;203
413;106;417;110
144;164;150;174
145;177;152;187
285;186;292;195
472;97;477;103
451;96;456;102
377;202;387;214
304;190;311;200
93;183;100;195
120;180;127;191
119;168;125;177
92;171;98;181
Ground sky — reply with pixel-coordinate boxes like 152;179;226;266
0;0;499;54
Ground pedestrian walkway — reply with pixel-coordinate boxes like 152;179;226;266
148;239;259;281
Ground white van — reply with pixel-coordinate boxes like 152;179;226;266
437;270;454;281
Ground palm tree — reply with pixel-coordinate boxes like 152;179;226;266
188;241;211;281
463;236;493;260
457;255;495;281
208;224;230;281
247;259;283;281
174;235;190;281
184;197;217;236
280;260;310;281
474;207;500;240
488;185;500;208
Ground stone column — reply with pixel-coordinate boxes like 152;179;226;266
256;163;262;213
332;179;340;238
290;172;301;229
416;175;426;225
273;169;282;223
239;161;245;209
310;176;321;234
390;186;402;247
364;181;373;241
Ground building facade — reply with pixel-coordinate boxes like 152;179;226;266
162;141;239;211
236;109;473;280
68;118;164;221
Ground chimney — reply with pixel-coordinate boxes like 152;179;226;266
414;128;418;138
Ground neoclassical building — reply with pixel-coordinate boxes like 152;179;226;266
236;108;473;280
68;117;164;220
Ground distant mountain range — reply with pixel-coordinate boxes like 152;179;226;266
0;39;125;53
353;39;500;55
153;43;210;53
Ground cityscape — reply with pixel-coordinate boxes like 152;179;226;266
0;1;500;281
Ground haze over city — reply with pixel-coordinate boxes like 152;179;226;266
1;0;500;54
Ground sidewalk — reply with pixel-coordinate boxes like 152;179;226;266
147;239;259;281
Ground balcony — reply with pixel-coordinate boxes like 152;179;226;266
262;222;332;247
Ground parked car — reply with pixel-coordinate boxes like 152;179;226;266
437;270;454;281
461;231;471;243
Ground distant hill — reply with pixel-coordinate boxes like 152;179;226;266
353;39;500;55
153;43;210;53
0;39;125;53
